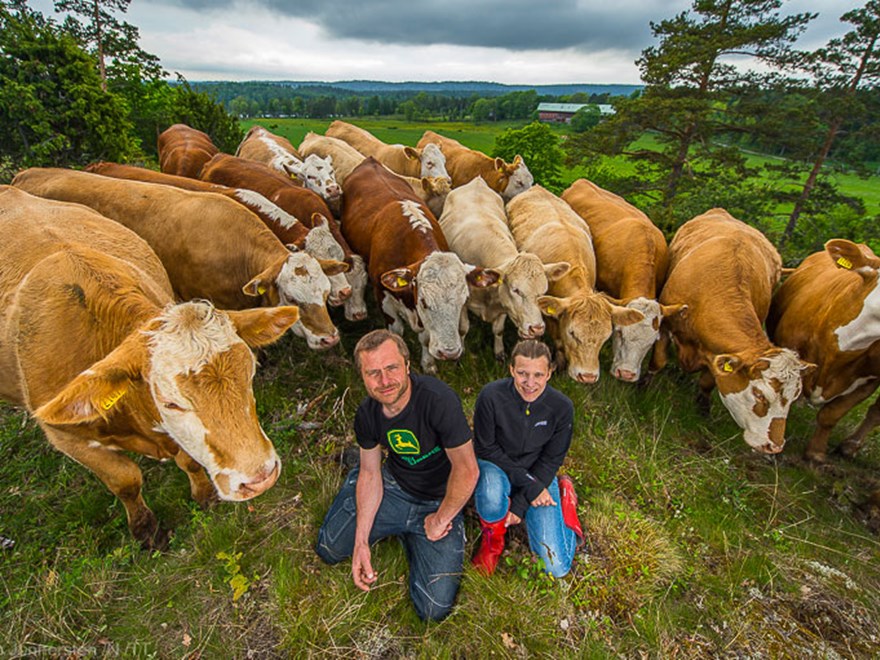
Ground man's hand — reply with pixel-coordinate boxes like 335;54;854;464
531;488;556;508
504;511;522;527
423;512;452;541
351;543;377;591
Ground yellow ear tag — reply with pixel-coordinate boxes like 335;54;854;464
722;362;734;373
547;306;556;316
836;256;853;270
100;388;126;411
257;285;267;295
396;277;409;288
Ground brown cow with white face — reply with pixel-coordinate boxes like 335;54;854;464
299;131;366;185
341;158;501;373
157;123;219;179
768;239;880;463
507;185;643;383
326;120;449;180
236;125;342;212
13;168;346;351
417;130;533;201
0;186;300;548
439;177;570;360
562;179;685;382
654;208;814;454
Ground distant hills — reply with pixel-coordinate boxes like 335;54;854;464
194;79;642;98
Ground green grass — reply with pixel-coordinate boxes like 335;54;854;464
2;313;880;657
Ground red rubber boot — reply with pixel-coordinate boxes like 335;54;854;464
559;475;585;545
471;517;508;575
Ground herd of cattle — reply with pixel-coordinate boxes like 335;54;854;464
1;120;878;547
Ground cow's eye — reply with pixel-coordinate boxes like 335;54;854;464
752;388;767;404
164;401;186;412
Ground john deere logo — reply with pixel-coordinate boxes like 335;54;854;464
388;429;420;455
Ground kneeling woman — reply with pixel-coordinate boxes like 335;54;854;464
472;339;583;578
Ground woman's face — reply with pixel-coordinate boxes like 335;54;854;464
509;355;552;403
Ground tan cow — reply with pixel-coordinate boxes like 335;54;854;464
654;208;813;454
507;185;643;383
13;168;346;350
439;177;570;360
562;179;685;382
326;120;449;180
198;153;367;320
236;125;342;213
768;239;880;462
417;130;533;200
299;131;366;185
157;123;219;179
0;186;300;547
341;158;500;372
398;175;452;218
84;162;354;309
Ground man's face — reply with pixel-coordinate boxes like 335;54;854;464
509;355;552;403
360;339;410;409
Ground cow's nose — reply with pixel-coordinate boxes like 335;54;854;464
331;287;352;305
614;368;638;382
758;442;784;455
575;372;599;384
320;334;340;349
437;348;463;361
525;323;545;337
238;461;280;498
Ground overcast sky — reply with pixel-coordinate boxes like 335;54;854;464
30;0;861;84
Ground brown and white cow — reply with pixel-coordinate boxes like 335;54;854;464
417;130;533;200
198;153;368;320
84;161;354;310
236;125;342;212
654;208;813;454
326;120;449;180
299;131;366;185
0;186;300;547
439;177;570;360
768;239;880;462
507;185;643;383
157;123;219;179
13;168;346;350
341;158;501;372
562;179;685;382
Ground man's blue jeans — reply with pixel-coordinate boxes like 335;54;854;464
315;466;465;621
473;459;576;578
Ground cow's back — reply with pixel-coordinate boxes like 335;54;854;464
158;124;219;178
439;177;515;268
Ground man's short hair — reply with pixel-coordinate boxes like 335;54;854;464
353;329;410;371
510;339;553;368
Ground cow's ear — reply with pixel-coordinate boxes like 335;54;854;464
544;261;571;282
381;268;414;292
712;354;744;376
494;157;505;173
227;306;300;348
660;302;688;319
420;177;431;193
512;154;524;166
285;241;304;252
404;146;420;161
318;258;349;276
466;266;502;289
825;239;876;274
243;256;285;300
283;160;304;179
800;359;817;378
34;335;145;425
310;212;328;228
610;305;644;327
538;295;567;318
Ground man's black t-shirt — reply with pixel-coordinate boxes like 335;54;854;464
354;374;472;500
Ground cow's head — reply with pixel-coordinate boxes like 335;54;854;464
242;252;345;350
539;293;644;384
710;347;815;454
287;154;342;207
825;239;880;353
497;155;534;201
381;252;500;362
35;302;300;501
498;254;570;340
343;254;369;322
298;213;351;307
414;143;449;180
420;175;453;218
611;299;687;382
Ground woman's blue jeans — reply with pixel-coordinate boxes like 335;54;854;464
473;459;576;578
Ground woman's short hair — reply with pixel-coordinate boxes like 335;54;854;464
353;329;410;371
509;339;553;368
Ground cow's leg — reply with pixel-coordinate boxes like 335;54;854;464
174;449;217;508
491;313;507;363
43;428;167;549
839;393;880;458
697;370;715;417
806;381;879;463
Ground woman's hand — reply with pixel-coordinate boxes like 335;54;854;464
531;488;557;508
505;511;522;527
